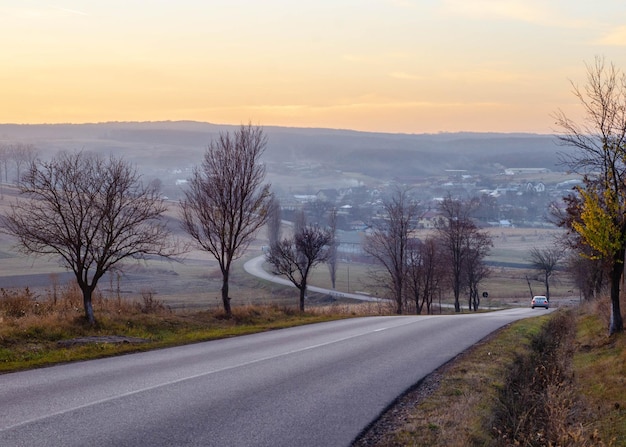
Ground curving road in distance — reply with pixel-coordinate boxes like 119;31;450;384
243;255;381;302
0;308;550;446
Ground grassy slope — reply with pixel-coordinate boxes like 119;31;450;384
354;303;626;447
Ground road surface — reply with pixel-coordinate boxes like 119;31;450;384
0;309;549;446
244;255;381;302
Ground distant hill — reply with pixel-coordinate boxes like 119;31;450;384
0;121;571;181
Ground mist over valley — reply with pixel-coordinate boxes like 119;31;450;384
0;121;576;306
0;121;573;197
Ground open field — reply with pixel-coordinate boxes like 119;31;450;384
0;185;573;311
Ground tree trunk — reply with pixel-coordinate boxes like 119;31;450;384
82;287;95;325
395;292;402;314
221;272;232;318
415;293;423;315
299;284;306;312
470;289;478;311
394;277;403;314
609;251;624;335
545;272;551;301
454;284;461;312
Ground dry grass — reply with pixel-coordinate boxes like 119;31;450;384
355;302;626;447
0;225;572;312
3;275;625;445
0;283;388;373
353;316;548;447
383;319;549;446
571;298;626;446
491;311;583;446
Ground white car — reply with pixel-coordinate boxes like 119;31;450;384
531;295;549;309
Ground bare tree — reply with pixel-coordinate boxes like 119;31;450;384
436;195;490;312
10;143;38;184
406;237;445;314
327;207;339;289
528;246;564;301
266;217;332;311
0;144;9;198
364;187;418;314
180;124;271;317
304;199;333;225
266;194;282;247
554;57;626;334
565;248;606;301
0;144;9;183
463;231;492;311
2;151;174;324
294;207;306;233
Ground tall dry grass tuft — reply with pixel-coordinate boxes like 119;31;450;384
587;292;626;334
0;288;38;318
136;289;169;314
0;286;372;373
308;301;392;317
491;310;615;446
0;281;171;332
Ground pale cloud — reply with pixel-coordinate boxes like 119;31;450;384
441;68;531;84
344;52;412;64
440;0;590;28
53;6;88;16
343;54;371;63
441;0;548;22
228;100;505;113
4;2;88;21
384;0;417;9
389;71;424;80
596;26;626;46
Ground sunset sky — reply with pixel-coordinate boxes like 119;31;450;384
2;1;625;134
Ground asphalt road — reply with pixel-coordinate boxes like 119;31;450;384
0;309;549;447
244;255;381;302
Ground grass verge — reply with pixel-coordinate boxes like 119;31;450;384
354;305;626;446
0;286;379;374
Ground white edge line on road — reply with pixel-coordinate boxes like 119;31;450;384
0;318;420;432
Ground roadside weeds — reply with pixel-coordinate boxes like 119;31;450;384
2;285;625;446
354;305;625;446
0;286;384;373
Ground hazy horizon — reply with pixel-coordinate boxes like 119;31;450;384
0;119;558;136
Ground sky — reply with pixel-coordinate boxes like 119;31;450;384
1;0;626;134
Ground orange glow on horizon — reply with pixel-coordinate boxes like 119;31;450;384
1;1;624;134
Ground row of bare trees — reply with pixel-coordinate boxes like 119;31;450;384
363;188;493;315
11;101;616;326
364;189;417;314
0;122;344;323
0;143;38;186
2;124;274;323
